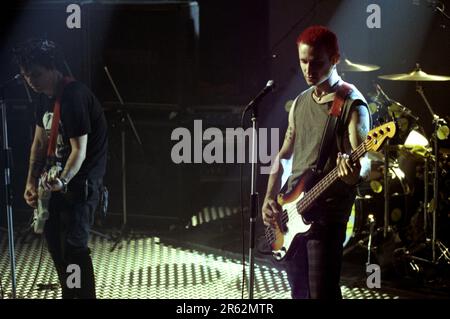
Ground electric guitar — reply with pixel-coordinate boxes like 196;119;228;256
265;121;396;261
32;165;61;234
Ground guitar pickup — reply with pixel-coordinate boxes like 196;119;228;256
276;210;289;233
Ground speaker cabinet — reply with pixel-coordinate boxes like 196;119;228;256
87;2;199;108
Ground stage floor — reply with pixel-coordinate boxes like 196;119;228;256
1;225;447;299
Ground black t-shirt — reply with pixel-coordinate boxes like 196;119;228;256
36;81;108;182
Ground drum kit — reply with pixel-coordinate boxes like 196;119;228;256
339;59;450;283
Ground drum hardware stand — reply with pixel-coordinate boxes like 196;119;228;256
382;143;398;238
433;1;450;24
343;216;380;263
383;141;390;238
423;157;429;234
435;240;450;264
366;214;376;266
415;82;449;264
382;105;399;238
343;233;372;256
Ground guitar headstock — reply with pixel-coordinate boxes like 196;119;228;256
365;121;397;152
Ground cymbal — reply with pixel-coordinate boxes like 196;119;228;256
338;58;380;72
389;101;408;113
378;64;450;82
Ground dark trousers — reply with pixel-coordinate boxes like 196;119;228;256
284;221;347;299
44;179;101;299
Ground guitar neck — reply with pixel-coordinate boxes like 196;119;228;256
297;142;367;214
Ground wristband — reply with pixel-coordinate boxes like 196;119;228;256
60;178;68;193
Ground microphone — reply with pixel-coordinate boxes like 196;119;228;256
0;74;33;103
375;83;392;103
103;66;124;105
244;80;275;113
0;74;23;87
375;83;419;121
12;73;22;81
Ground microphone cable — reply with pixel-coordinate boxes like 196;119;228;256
239;110;248;299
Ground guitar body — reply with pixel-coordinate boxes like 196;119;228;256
266;170;319;261
32;164;61;234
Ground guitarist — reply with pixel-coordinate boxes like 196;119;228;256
262;26;371;299
15;39;108;299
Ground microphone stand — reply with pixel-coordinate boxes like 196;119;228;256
242;80;274;299
104;66;143;252
247;106;259;300
0;83;17;298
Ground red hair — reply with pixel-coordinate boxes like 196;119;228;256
296;25;340;62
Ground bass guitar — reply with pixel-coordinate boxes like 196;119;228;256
265;121;396;261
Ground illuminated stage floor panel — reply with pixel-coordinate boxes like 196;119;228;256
0;232;401;299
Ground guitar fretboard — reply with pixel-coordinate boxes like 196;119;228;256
296;141;368;214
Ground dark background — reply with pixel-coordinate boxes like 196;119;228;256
0;1;449;238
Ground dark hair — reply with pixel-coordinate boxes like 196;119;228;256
296;25;340;62
12;38;64;72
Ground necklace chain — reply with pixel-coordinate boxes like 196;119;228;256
314;80;340;101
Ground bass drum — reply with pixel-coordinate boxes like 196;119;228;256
343;188;415;249
343;198;360;248
343;196;378;249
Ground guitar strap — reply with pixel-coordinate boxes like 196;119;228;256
314;82;353;174
46;77;74;166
